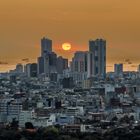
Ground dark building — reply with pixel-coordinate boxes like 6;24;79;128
37;56;45;75
50;73;57;82
57;56;68;74
16;63;23;73
41;37;52;56
48;52;57;67
55;99;62;109
89;39;106;78
30;63;37;77
62;77;74;88
114;63;123;77
25;63;37;78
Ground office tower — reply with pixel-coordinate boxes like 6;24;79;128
41;37;52;56
89;39;106;77
47;52;57;73
63;58;69;69
48;52;57;67
30;63;37;77
71;51;87;72
38;52;57;77
114;63;123;77
16;63;23;73
38;55;49;76
87;52;95;78
38;37;58;77
56;56;68;74
25;63;31;77
70;51;88;83
37;56;45;75
25;63;37;77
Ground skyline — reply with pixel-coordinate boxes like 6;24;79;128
0;37;139;72
0;0;140;72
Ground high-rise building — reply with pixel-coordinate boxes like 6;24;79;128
87;52;95;78
38;52;57;77
41;37;52;56
25;63;31;77
70;51;88;83
56;56;68;74
89;39;106;78
25;63;37;78
71;51;87;73
114;63;123;77
16;63;23;73
38;37;58;78
30;63;37;77
37;56;45;75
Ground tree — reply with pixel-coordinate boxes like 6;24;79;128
111;116;118;122
25;122;34;129
120;115;130;124
43;126;59;140
10;118;19;130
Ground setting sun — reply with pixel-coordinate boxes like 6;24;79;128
62;43;71;51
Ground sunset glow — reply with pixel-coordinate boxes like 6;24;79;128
62;43;71;51
0;0;140;72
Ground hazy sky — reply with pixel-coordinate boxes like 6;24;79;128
0;0;140;72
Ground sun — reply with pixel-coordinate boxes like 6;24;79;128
62;43;71;51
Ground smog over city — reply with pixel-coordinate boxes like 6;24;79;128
0;0;140;140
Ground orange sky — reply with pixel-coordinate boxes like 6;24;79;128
0;0;140;72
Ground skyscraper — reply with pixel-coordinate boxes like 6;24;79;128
16;63;23;73
38;37;57;77
87;52;95;78
30;63;38;77
114;63;123;77
37;56;45;75
56;56;68;74
71;51;87;73
41;37;52;56
25;63;37;78
89;39;106;78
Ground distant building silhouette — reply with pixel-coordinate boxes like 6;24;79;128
41;37;52;56
71;51;87;73
89;39;106;78
25;63;37;78
57;56;68;74
16;63;23;73
114;63;123;77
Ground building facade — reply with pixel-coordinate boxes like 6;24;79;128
89;39;106;78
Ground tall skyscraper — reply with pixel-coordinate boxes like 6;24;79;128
41;37;52;56
38;56;45;75
38;37;57;78
25;63;37;78
30;63;38;77
89;39;106;78
71;51;87;73
114;63;123;77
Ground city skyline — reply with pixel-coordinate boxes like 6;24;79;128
0;0;140;72
0;37;139;72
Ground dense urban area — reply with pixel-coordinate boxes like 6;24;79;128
0;38;140;140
